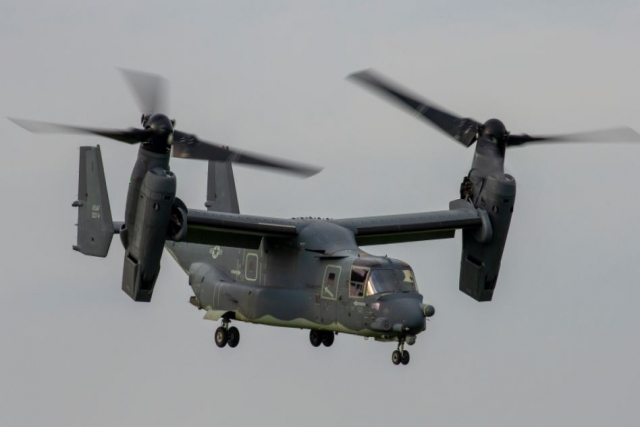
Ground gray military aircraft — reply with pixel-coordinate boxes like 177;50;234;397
11;69;640;365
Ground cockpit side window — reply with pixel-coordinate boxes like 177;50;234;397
349;267;369;298
365;270;397;296
399;269;417;291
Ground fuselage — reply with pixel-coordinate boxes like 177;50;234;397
165;219;429;341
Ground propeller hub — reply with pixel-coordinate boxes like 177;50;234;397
143;113;174;154
145;113;174;132
482;119;508;141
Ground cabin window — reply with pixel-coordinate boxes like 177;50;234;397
327;273;336;288
321;266;341;300
349;267;369;298
245;253;259;281
322;272;336;299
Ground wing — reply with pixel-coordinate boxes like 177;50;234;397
333;201;487;246
180;201;487;248
181;210;299;249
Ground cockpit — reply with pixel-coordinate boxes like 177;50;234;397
349;266;417;297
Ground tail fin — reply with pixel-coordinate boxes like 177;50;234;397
204;161;240;213
72;146;115;257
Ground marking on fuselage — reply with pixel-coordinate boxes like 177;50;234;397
91;204;101;219
232;313;378;337
210;246;223;259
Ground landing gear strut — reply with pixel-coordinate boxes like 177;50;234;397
309;330;335;347
391;338;410;366
214;319;240;348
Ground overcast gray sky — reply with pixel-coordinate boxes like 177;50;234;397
2;1;640;426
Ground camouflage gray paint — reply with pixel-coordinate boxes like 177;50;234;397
17;69;640;365
166;224;427;338
72;143;489;364
162;161;440;365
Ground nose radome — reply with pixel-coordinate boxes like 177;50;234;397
407;308;426;331
393;300;426;333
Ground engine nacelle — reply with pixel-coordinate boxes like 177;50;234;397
459;173;516;302
122;168;176;302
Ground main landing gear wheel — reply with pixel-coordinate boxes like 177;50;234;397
392;350;402;365
215;326;228;348
310;330;335;347
214;319;241;349
401;350;410;365
321;331;335;347
309;330;322;347
227;326;240;348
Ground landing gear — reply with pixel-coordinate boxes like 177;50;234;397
321;331;335;347
310;330;334;347
214;326;228;348
401;350;410;365
228;326;240;348
309;330;322;347
214;320;240;349
391;338;410;366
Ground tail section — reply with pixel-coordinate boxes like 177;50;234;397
72;146;115;257
204;160;240;213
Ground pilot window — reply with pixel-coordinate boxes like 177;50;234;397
362;268;419;296
350;267;368;297
399;269;417;291
365;270;397;296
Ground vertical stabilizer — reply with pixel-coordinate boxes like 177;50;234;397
204;161;240;213
72;146;115;257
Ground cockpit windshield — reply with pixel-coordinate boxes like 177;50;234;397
363;268;417;296
398;269;417;292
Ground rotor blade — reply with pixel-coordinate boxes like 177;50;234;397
8;117;150;144
348;69;481;147
119;68;168;116
507;127;640;147
172;131;322;177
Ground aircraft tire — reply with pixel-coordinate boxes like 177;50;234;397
401;350;410;365
215;326;228;348
228;327;240;348
309;330;322;347
321;331;334;347
392;350;402;365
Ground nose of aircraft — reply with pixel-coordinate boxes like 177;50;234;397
391;298;427;334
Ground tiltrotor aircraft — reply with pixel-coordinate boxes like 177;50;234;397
11;70;640;365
